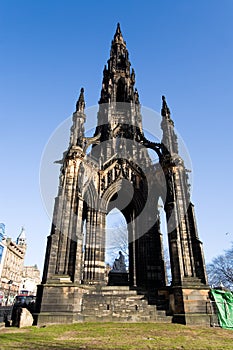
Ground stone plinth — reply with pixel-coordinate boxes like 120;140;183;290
108;272;129;286
36;283;173;325
170;285;211;326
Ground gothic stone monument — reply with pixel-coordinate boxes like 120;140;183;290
36;24;210;325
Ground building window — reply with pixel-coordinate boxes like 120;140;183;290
0;245;3;264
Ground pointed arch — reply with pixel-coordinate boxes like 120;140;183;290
105;208;128;268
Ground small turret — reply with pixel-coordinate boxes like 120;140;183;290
16;226;27;246
69;87;86;147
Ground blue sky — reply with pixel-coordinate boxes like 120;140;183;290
0;0;233;272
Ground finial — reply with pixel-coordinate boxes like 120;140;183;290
161;95;170;118
113;22;124;44
116;22;121;33
76;87;85;112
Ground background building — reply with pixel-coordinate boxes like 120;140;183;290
0;227;27;305
20;265;41;296
0;224;7;305
0;223;7;277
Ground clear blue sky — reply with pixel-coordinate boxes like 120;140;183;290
0;0;233;272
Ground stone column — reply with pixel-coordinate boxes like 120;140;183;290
82;208;106;283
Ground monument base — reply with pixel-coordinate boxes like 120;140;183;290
35;281;211;326
169;283;211;326
108;272;129;286
36;284;172;324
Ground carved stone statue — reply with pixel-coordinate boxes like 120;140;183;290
112;251;126;272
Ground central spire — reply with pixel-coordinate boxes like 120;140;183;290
113;22;125;45
94;23;143;154
99;23;139;104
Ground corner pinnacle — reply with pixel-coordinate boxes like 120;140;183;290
76;87;85;112
161;95;171;118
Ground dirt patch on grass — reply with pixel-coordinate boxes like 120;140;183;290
57;330;80;340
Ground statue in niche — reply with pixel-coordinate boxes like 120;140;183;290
112;251;126;272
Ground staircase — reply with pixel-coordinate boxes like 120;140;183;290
79;286;172;322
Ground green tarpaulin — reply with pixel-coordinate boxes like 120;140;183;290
211;289;233;330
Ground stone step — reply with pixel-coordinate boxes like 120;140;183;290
156;315;173;323
80;288;172;323
82;307;157;315
82;314;172;323
78;286;135;293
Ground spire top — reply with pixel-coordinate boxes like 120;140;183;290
161;95;171;118
76;87;85;112
116;22;121;34
113;22;125;45
99;24;139;105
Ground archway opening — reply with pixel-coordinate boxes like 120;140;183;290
158;197;171;285
105;208;129;271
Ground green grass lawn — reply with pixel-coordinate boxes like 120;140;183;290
0;322;233;350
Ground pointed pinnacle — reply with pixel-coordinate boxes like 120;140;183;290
161;95;170;117
76;87;85;112
113;22;125;44
116;22;121;34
